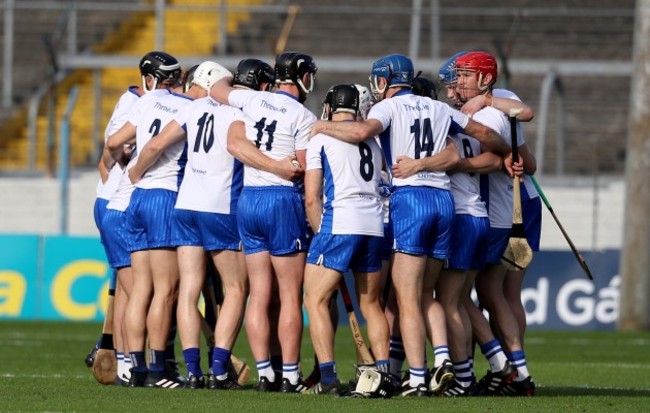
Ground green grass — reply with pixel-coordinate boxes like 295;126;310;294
1;322;650;412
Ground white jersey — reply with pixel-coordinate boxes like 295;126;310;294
106;153;137;212
97;86;140;200
368;91;468;189
129;89;192;191
307;132;383;236
475;103;523;228
449;134;488;217
228;89;316;187
492;89;539;200
174;97;244;214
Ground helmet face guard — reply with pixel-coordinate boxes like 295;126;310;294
369;74;387;101
454;51;497;93
369;54;414;100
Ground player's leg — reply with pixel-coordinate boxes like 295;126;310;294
475;262;531;394
354;269;389;368
270;251;307;391
208;248;248;389
304;262;342;392
145;247;180;382
422;257;454;393
124;249;153;386
112;271;128;386
391;251;428;393
115;266;133;384
244;251;276;390
176;245;207;387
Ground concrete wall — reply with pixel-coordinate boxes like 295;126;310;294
0;171;624;251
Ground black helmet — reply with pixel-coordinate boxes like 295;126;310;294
321;84;359;120
139;51;182;92
234;58;275;91
412;75;438;101
274;51;317;96
182;65;199;93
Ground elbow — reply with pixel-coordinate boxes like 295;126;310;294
226;139;240;158
519;108;534;122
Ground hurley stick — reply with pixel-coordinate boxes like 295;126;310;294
530;176;593;280
501;108;533;271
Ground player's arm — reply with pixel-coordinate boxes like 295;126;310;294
129;120;186;184
309;119;384;143
227;120;302;181
304;168;324;232
462;119;511;156
391;138;460;179
518;143;537;175
209;76;235;105
455;150;503;174
461;94;534;122
106;122;137;166
98;157;110;183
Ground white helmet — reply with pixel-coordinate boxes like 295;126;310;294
354;83;373;119
192;61;232;92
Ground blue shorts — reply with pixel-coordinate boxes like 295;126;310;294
101;208;132;269
172;209;241;251
521;186;542;252
381;222;393;261
485;227;511;265
389;186;454;259
448;214;490;271
94;198;109;234
237;186;308;256
126;188;178;252
307;233;383;273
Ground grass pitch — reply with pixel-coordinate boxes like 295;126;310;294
1;322;649;412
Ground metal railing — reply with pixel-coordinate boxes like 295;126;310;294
0;0;637;175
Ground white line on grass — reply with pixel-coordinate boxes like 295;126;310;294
526;337;650;346
1;373;88;379
545;362;650;370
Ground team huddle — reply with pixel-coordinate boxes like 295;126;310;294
87;48;542;398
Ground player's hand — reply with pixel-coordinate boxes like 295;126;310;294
391;156;420;179
276;156;304;181
504;154;524;179
461;94;489;117
309;120;326;138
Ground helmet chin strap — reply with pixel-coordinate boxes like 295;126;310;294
142;75;158;93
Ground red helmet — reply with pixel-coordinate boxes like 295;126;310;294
454;51;497;88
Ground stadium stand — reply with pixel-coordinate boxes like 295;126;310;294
0;0;636;175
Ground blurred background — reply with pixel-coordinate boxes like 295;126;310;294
0;1;645;329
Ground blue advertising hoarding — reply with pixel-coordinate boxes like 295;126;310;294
0;233;622;329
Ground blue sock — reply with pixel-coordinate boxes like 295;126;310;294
130;351;147;373
148;349;166;373
183;348;202;378
375;359;389;373
211;347;231;377
319;361;337;385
